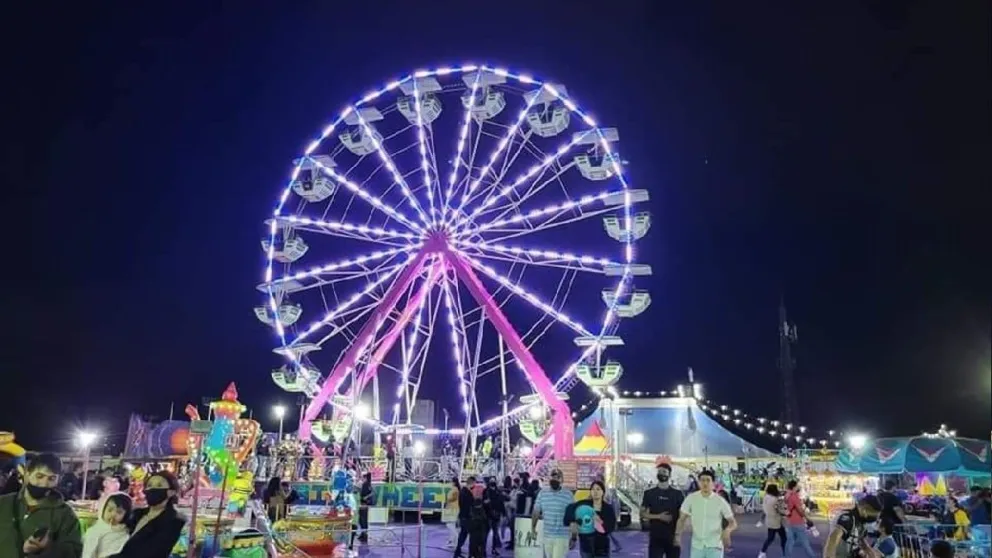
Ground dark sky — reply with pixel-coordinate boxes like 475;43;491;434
3;1;989;452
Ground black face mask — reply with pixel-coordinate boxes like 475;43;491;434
145;488;170;506
549;479;561;490
657;473;670;483
25;484;51;500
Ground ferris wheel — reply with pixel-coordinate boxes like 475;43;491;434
255;64;652;460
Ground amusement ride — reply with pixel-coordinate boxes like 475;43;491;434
254;64;653;465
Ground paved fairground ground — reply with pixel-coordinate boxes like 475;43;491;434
344;514;829;558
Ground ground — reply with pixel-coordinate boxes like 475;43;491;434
349;514;828;557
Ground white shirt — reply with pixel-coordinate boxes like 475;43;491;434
679;491;734;549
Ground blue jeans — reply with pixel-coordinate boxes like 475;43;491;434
690;547;724;558
785;525;816;558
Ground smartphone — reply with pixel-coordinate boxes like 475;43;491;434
32;527;49;540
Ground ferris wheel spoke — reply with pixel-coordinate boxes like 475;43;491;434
452;125;596;236
440;71;482;225
350;264;440;397
274;215;417;247
409;82;440;225
351;108;433;230
262;246;417;295
453;249;592;337
456;124;533;215
440;270;473;415
459;189;629;238
451;238;616;274
288;253;419;347
467;158;577;226
446;86;543;227
305;155;424;234
301;250;433;424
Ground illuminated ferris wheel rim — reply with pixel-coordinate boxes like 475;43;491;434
257;63;650;442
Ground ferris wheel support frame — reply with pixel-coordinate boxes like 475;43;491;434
444;249;574;458
299;249;431;439
351;263;442;397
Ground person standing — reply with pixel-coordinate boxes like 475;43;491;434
783;480;816;558
484;478;506;554
453;476;477;558
641;463;685;558
758;484;786;558
444;478;462;548
675;469;737;558
0;453;83;557
568;480;617;558
531;469;574;558
357;472;374;543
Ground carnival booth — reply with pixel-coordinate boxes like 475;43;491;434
839;435;992;552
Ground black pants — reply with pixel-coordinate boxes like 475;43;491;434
488;519;502;550
455;518;470;554
648;537;681;558
762;527;787;552
469;523;489;558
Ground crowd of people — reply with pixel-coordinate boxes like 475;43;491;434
0;453;185;557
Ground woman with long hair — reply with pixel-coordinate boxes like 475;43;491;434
444;477;461;548
759;483;787;557
108;470;185;558
567;480;617;558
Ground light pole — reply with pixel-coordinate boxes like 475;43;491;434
76;431;98;499
273;405;286;441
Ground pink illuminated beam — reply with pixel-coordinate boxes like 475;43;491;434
443;249;574;457
351;263;441;396
300;249;431;440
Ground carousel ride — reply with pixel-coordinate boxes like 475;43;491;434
254;63;652;479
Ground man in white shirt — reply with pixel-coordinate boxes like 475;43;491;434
675;470;737;558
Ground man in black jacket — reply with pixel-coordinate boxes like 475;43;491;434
453;476;477;558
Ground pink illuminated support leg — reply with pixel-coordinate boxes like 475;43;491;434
299;250;431;440
352;264;441;396
444;251;575;458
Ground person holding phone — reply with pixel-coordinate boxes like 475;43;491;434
0;452;83;557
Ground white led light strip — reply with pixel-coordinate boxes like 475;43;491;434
452;238;615;268
441;71;482;224
263;64;640;414
266;246;416;287
289;256;412;346
440;271;471;414
456;250;592;336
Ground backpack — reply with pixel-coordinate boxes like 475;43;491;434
775;497;788;517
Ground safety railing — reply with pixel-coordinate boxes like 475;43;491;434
253;454;512;482
894;524;991;558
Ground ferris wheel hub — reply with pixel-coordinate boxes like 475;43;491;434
422;230;451;252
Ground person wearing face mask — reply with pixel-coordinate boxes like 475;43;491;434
0;452;83;557
107;470;185;558
641;463;685;558
531;469;574;558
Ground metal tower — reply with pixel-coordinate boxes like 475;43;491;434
778;298;799;424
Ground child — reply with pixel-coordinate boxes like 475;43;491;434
82;492;133;558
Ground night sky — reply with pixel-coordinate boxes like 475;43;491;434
3;1;989;452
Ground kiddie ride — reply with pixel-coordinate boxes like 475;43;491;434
266;468;357;558
72;384;270;558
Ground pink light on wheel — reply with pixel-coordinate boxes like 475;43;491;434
256;64;650;461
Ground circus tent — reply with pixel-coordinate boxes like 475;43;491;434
574;396;777;459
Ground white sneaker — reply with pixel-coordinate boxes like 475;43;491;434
756;521;763;528
758;552;766;558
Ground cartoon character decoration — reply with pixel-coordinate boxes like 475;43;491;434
184;383;260;489
226;470;255;514
129;466;147;508
331;469;355;517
